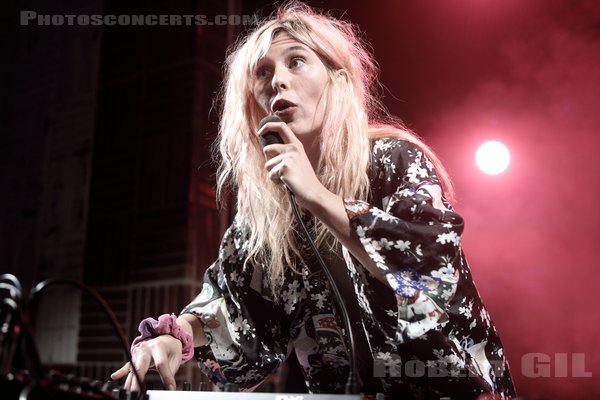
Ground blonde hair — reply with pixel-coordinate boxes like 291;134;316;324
215;1;453;291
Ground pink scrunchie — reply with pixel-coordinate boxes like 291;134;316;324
131;314;194;363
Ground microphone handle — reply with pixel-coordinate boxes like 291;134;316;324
258;115;284;147
260;131;283;147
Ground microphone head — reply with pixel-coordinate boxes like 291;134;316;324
258;115;284;147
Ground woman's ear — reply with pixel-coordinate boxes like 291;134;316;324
336;69;349;82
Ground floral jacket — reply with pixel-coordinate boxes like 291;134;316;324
181;138;517;399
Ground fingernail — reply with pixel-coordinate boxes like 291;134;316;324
168;384;175;390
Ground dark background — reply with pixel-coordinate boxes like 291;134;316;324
1;0;599;398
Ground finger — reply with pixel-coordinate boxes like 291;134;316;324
264;153;286;172
266;164;288;184
155;356;178;390
123;368;134;391
128;350;153;393
267;169;284;184
128;363;151;393
124;364;148;392
110;362;131;380
263;143;287;159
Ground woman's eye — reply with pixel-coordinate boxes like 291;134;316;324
290;57;305;68
256;67;271;78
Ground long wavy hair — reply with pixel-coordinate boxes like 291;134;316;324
215;1;453;291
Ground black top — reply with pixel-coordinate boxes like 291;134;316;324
183;138;517;399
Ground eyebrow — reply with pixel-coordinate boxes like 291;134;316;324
283;45;310;54
255;44;311;68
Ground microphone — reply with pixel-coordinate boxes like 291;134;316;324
256;115;359;394
258;115;284;146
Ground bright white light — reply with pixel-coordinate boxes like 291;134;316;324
475;140;510;175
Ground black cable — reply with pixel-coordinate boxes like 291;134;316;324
1;278;44;381
0;276;44;385
0;274;24;374
28;278;146;399
0;274;24;371
258;115;359;394
0;283;20;304
0;296;19;376
0;274;23;303
288;190;359;394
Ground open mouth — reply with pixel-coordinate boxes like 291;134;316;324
271;99;297;116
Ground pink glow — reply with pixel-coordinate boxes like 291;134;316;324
414;1;600;398
476;140;510;175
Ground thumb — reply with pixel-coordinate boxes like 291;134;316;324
110;362;131;380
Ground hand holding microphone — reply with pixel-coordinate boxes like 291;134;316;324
256;115;323;207
257;115;287;187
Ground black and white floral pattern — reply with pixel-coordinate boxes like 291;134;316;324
181;138;517;399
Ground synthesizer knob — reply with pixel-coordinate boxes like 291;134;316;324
91;379;104;390
224;382;239;392
183;382;191;391
102;380;115;391
112;387;127;399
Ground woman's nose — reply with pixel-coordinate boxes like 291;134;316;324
271;66;289;92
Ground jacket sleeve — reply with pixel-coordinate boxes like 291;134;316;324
344;138;464;343
180;217;288;391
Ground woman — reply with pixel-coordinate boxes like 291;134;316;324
112;2;516;399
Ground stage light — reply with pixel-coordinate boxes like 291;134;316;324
475;140;510;175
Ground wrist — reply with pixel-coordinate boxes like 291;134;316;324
309;188;345;225
131;314;194;363
177;313;208;347
303;185;336;217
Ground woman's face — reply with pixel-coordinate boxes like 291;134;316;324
252;33;330;143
